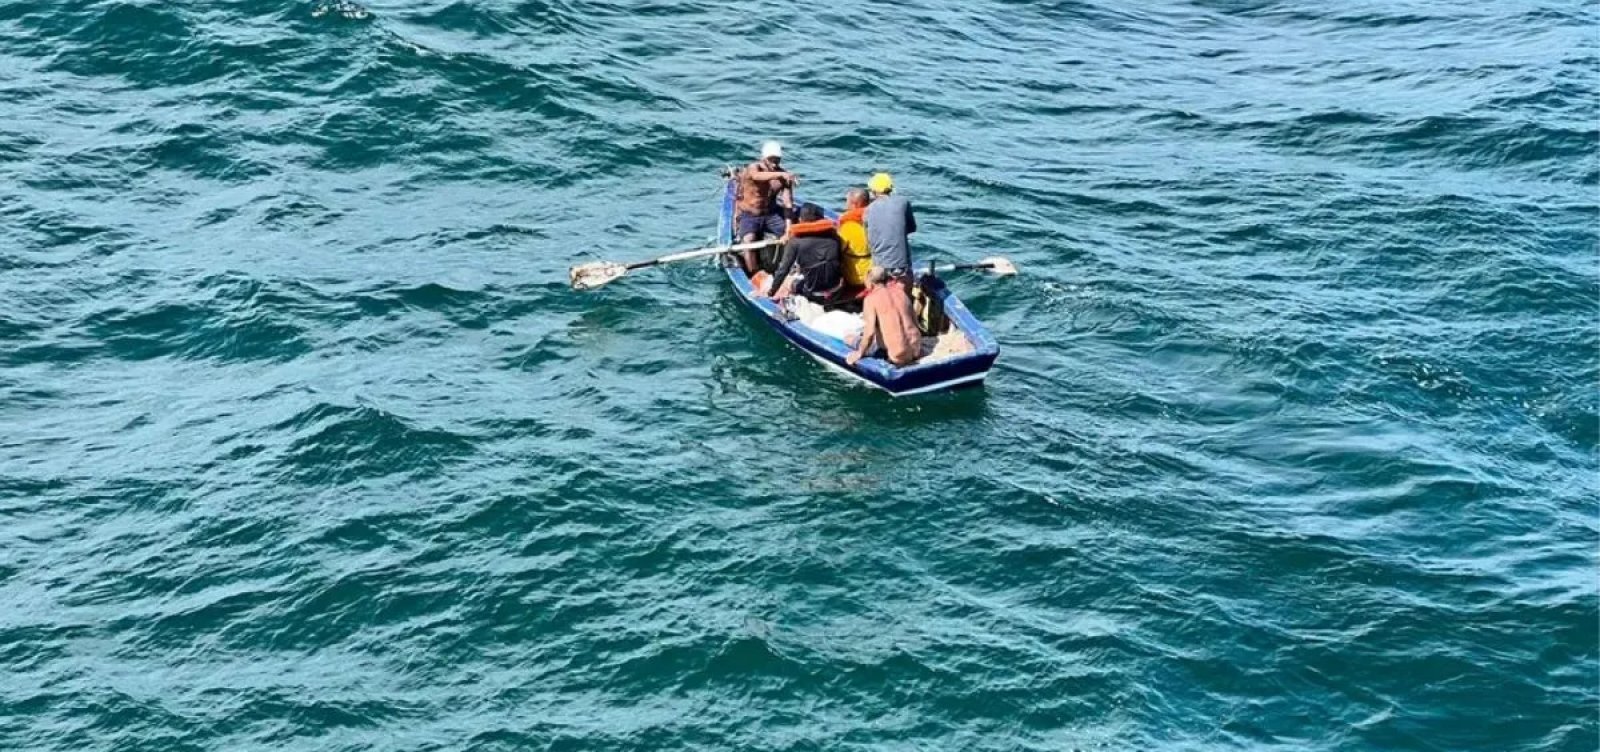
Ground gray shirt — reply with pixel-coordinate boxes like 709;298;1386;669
864;194;916;273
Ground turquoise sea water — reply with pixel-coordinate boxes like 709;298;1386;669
2;1;1596;749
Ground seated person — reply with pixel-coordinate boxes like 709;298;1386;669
835;188;873;288
763;203;842;302
846;266;923;367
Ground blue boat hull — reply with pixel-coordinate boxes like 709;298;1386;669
717;181;999;396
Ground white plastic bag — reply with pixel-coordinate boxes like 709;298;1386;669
809;310;863;342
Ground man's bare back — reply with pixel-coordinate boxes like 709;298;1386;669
848;274;922;367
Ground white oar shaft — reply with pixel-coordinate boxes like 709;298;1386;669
570;238;784;290
652;239;777;266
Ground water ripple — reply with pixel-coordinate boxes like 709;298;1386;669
0;0;1593;750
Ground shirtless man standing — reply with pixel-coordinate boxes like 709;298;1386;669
734;141;796;274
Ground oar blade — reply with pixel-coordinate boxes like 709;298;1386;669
569;261;628;290
977;256;1018;275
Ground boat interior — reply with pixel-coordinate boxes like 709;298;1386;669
738;248;976;364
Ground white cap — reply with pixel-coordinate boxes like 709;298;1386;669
760;140;783;159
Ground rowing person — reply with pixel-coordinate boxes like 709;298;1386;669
863;172;916;281
836;187;873;288
735;141;796;274
763;203;842;302
846;266;923;367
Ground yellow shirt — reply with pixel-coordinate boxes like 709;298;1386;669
837;218;872;287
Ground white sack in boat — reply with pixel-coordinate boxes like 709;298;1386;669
809;310;863;342
781;296;826;324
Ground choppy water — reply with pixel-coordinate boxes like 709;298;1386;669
3;1;1596;749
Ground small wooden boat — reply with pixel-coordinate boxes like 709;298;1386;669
717;179;999;396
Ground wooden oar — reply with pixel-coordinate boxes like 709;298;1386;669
570;239;780;290
931;256;1018;276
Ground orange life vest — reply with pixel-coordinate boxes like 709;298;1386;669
786;218;836;236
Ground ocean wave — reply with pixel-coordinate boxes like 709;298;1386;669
1;0;1593;749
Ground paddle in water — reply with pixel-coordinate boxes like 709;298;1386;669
931;256;1019;276
569;239;780;290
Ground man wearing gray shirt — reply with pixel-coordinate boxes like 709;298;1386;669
863;172;916;279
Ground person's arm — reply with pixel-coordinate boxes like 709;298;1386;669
847;300;880;365
762;239;797;297
746;169;793;183
905;201;916;234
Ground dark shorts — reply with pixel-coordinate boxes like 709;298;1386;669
737;212;787;240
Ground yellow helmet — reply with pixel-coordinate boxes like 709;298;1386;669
868;172;894;194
